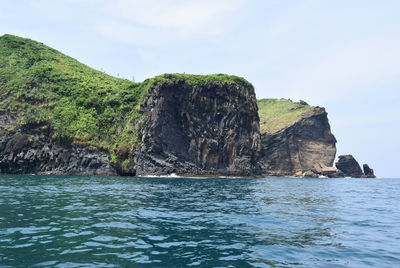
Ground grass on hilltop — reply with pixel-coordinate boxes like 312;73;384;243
257;98;312;134
141;73;253;90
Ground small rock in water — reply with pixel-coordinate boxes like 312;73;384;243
335;155;363;178
362;164;376;178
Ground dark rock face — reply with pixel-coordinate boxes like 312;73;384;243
0;122;115;175
131;79;261;176
335;155;363;177
259;107;337;176
362;164;376;178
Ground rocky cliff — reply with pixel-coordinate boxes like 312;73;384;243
130;78;261;176
0;116;114;175
0;76;261;176
0;34;375;177
0;35;261;176
257;99;337;176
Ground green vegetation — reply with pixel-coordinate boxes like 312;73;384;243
140;73;253;91
0;34;253;154
0;34;145;153
257;98;313;134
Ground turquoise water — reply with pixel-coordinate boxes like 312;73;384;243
0;175;399;267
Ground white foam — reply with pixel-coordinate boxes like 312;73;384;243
137;173;249;179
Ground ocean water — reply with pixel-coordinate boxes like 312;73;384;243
0;175;399;267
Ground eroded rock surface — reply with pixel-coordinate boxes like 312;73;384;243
259;107;337;176
131;79;261;176
0;122;115;175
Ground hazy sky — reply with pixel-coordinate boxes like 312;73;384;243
1;0;399;177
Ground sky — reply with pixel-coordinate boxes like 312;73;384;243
1;0;399;177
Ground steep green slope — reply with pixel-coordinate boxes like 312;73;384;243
0;34;147;153
257;98;312;134
0;34;253;155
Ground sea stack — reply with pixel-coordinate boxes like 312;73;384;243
362;164;376;178
335;155;363;177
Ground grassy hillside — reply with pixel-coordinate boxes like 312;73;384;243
257;98;312;134
0;34;252;155
0;34;146;153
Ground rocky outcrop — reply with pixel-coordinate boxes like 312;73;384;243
0;120;115;175
335;155;363;177
130;79;261;176
362;164;376;178
335;155;377;178
259;107;337;176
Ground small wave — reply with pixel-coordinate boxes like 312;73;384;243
138;173;252;179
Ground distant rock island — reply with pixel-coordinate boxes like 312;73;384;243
0;34;375;178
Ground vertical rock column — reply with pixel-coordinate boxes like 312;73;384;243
132;78;261;176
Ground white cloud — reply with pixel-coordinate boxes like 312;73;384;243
119;0;240;32
96;0;244;45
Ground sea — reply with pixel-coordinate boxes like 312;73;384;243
0;175;399;268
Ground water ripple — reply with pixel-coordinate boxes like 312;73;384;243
0;175;399;267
